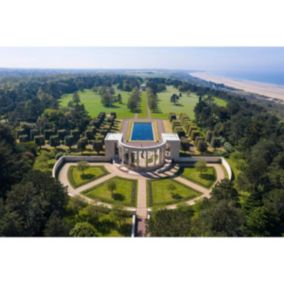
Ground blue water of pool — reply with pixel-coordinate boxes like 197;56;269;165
131;122;154;141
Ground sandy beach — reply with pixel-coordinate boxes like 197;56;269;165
190;72;284;102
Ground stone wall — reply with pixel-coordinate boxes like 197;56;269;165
177;156;232;180
52;155;111;178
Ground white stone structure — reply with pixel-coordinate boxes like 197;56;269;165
105;132;180;170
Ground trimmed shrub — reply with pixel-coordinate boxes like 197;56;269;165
19;135;29;143
197;140;207;153
58;129;69;141
174;126;186;138
190;130;200;140
85;130;94;140
205;130;213;143
188;126;198;136
49;135;60;147
71;129;80;140
44;129;55;140
65;135;75;148
180;137;190;151
77;138;88;151
168;113;177;121
93;140;103;154
34;135;45;148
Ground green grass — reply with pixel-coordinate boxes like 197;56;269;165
227;151;246;182
147;179;200;207
33;149;56;173
59;88;134;119
181;166;216;188
151;86;199;119
213;96;228;107
82;177;137;207
68;165;109;188
137;91;149;118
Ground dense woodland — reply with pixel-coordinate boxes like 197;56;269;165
150;91;284;236
0;70;284;236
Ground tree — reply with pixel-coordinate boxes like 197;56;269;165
93;140;103;154
180;137;190;152
108;181;116;197
117;93;122;104
170;93;179;104
191;200;245;236
148;207;193;237
78;161;89;175
64;135;74;150
44;213;69;237
72;92;80;105
195;160;207;175
70;222;98;237
49;135;60;148
34;135;45;149
0;171;68;236
77;138;88;152
246;207;277;236
197;140;207;153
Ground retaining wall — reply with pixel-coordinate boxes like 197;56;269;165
177;156;232;180
52;155;111;178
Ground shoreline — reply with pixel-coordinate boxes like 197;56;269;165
190;71;284;102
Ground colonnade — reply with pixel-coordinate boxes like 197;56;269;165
119;144;167;169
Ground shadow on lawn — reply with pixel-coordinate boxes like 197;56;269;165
81;173;95;180
200;173;214;181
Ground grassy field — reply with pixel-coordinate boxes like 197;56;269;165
204;95;228;107
67;165;109;188
82;177;137;207
137;91;149;118
147;179;200;207
151;86;199;119
33;149;56;173
181;166;216;188
59;88;135;119
213;96;228;107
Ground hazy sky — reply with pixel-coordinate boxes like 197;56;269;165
0;47;284;72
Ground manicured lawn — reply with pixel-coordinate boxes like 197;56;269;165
205;95;228;107
59;87;134;119
181;166;216;188
147;179;200;207
68;165;109;188
213;96;228;107
137;91;149;118
151;86;199;119
82;177;137;207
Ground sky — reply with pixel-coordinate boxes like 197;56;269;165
0;47;284;72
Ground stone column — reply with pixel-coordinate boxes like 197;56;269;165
159;147;162;165
146;150;148;168
128;149;131;165
154;149;157;166
136;150;139;167
121;147;124;164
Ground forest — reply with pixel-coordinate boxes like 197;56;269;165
0;70;283;236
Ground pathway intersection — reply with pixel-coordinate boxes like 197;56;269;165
58;162;226;236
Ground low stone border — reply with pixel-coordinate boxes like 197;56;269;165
52;155;111;178
177;156;232;180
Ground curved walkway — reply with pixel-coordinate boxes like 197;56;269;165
58;162;226;217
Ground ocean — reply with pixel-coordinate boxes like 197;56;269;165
213;70;284;86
